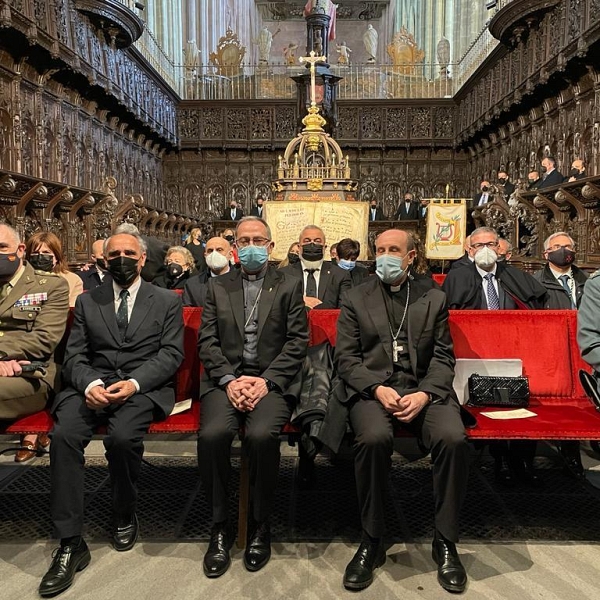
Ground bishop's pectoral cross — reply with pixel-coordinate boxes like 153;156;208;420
392;340;404;363
299;50;327;106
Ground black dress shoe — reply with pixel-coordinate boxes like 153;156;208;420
343;541;386;590
204;523;233;578
432;535;467;593
244;521;271;572
39;540;91;597
112;513;139;552
560;441;585;480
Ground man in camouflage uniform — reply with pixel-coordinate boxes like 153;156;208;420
0;224;70;419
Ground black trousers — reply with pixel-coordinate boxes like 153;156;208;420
348;398;469;542
50;392;155;539
198;389;293;524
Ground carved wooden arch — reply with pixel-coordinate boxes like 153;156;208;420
15;182;48;218
159;213;177;235
555;187;586;221
43;187;73;221
140;209;160;233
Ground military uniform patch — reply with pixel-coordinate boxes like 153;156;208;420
14;292;48;306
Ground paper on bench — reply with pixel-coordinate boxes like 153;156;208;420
453;359;523;405
480;409;537;420
169;398;192;416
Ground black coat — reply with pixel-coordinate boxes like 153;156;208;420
182;270;211;307
152;271;193;290
533;264;588;309
76;268;112;291
198;266;308;398
53;280;184;418
394;202;420;221
250;206;264;217
186;242;207;273
221;207;244;221
368;206;386;221
442;261;547;309
279;260;352;309
538;170;565;189
449;253;473;271
140;235;169;282
348;264;370;286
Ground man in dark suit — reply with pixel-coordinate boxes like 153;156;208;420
449;236;473;271
114;223;169;282
498;171;515;198
76;239;112;291
198;216;308;577
279;225;351;309
369;199;385;221
250;196;265;218
567;159;586;182
39;231;184;597
222;201;244;221
472;180;492;207
527;170;542;190
336;238;369;286
336;229;469;593
442;227;547;310
538;156;564;189
182;236;233;307
394;192;420;221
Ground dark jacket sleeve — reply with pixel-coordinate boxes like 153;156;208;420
262;277;309;391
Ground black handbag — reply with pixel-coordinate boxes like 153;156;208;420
467;374;530;407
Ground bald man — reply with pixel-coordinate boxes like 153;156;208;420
183;236;233;307
568;159;586;182
76;239;112;291
335;229;469;593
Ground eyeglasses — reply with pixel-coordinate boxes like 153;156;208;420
471;241;499;250
547;244;574;251
236;237;271;248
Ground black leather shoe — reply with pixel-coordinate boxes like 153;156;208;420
432;535;467;593
39;540;91;597
560;441;585;480
244;522;271;572
343;541;386;590
112;513;139;552
203;523;233;578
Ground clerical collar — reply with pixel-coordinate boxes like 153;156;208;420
242;263;268;281
382;276;409;294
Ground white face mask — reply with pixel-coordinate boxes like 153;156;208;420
474;246;498;269
206;251;229;273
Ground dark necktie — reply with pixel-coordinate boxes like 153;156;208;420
484;273;500;310
305;269;317;298
559;274;575;308
116;289;129;337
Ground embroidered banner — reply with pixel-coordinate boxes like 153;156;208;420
424;201;467;260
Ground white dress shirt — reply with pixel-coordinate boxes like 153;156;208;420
549;265;576;305
300;258;323;296
478;193;489;206
475;264;499;308
84;276;143;396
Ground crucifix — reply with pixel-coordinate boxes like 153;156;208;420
299;50;327;106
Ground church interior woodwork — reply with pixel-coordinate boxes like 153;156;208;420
1;0;600;267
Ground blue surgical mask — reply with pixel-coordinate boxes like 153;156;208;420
238;245;269;272
337;259;356;271
376;254;406;284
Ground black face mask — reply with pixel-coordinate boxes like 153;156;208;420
287;253;300;265
528;179;537;185
0;252;20;281
224;235;234;243
29;253;54;272
498;178;507;185
370;204;377;209
547;247;576;267
540;166;548;173
167;263;184;279
107;256;139;287
257;203;263;208
95;257;107;271
230;204;236;210
302;243;324;262
481;186;489;192
570;168;580;177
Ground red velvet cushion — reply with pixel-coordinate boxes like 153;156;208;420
175;307;203;403
308;310;340;346
449;310;585;405
432;274;446;286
